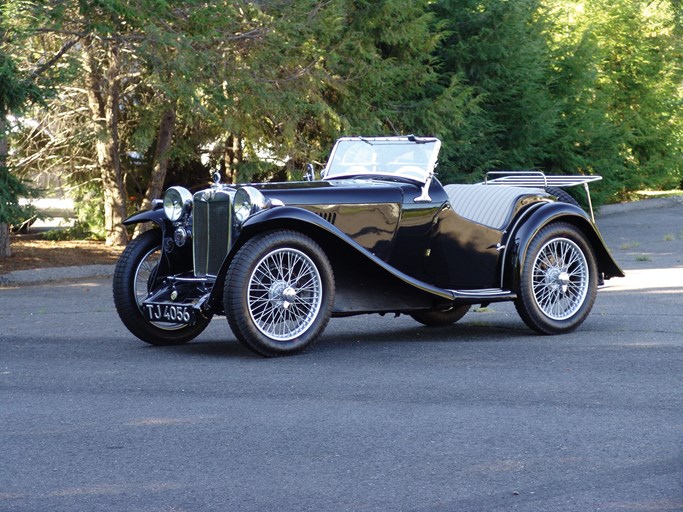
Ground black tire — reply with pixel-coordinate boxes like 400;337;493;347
514;222;597;334
113;229;211;345
546;186;580;207
410;305;470;327
224;230;334;357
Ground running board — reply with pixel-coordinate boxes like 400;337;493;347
448;288;517;303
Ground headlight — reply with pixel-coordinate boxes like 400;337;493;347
163;186;193;221
234;186;266;224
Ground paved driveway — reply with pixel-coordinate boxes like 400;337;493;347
1;200;681;512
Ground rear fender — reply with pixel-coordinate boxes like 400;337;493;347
503;202;625;291
208;206;455;314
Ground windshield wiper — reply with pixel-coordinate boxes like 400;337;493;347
407;134;438;144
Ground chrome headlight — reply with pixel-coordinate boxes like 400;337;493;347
163;186;193;221
234;186;266;224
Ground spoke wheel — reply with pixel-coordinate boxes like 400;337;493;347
248;248;323;341
133;244;188;331
225;230;334;357
515;223;597;334
531;238;588;320
113;229;211;346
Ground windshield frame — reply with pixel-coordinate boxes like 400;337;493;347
322;136;441;184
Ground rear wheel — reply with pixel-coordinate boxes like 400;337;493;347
410;305;470;327
224;230;334;357
514;222;597;334
113;229;211;345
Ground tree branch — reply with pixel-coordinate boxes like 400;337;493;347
29;38;80;79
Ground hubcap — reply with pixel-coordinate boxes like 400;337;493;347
247;248;323;341
532;238;589;320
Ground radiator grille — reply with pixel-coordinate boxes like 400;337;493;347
192;189;232;277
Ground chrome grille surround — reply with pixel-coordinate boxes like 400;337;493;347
192;188;233;277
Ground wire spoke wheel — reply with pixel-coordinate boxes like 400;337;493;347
132;245;185;331
515;222;597;334
113;229;210;345
225;230;334;357
248;248;323;341
531;238;588;321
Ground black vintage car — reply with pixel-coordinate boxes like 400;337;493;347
113;136;624;356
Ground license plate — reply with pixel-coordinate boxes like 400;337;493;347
143;302;195;324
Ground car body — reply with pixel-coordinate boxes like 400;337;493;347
113;136;624;356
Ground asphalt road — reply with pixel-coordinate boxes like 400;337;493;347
1;201;682;512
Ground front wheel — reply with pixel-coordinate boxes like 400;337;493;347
514;222;597;334
224;230;335;357
113;229;211;345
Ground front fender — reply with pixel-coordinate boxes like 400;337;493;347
123;203;174;239
503;202;624;290
208;206;455;313
123;206;169;229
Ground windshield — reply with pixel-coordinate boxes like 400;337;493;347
322;136;441;183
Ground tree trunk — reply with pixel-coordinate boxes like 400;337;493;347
223;135;242;184
133;105;176;239
0;112;10;258
84;42;128;247
0;222;10;259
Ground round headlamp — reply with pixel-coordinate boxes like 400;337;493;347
234;186;266;224
163;186;192;222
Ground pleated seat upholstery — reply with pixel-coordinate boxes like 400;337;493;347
443;184;545;230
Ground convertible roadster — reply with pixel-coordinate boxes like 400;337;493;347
113;136;624;356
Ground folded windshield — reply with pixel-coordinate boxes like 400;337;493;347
323;136;441;183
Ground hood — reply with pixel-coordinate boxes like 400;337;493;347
251;179;407;206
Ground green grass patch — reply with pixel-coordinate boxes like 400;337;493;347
633;190;683;199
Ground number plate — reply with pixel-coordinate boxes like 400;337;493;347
143;302;195;324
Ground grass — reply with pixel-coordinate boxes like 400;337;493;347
633;189;683;199
620;241;641;250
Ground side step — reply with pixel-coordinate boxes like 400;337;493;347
448;288;517;304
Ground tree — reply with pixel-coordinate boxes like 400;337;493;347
543;0;683;201
0;1;75;258
430;0;558;181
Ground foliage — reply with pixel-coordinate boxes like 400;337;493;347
41;221;94;241
544;0;683;202
429;0;558;181
3;0;683;241
0;165;41;225
428;0;683;203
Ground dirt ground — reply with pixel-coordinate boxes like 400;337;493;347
0;234;124;274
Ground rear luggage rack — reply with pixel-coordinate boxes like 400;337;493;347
484;171;602;222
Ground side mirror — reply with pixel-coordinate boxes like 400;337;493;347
304;163;315;182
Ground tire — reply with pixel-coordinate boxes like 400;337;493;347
546;187;580;207
410;305;470;327
113;229;211;345
224;230;334;357
514;222;597;334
